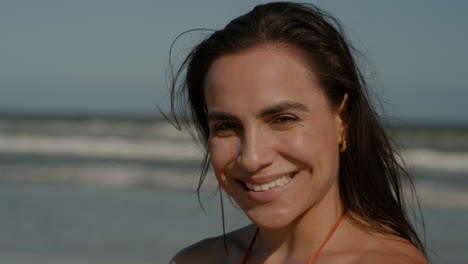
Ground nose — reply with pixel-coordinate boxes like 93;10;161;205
237;126;274;173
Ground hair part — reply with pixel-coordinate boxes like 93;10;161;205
167;1;425;256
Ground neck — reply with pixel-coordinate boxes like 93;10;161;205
254;185;344;262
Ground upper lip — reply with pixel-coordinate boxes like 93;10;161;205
236;171;297;185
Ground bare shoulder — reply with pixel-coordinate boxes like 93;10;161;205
356;235;428;264
327;218;428;264
169;224;256;264
329;218;428;264
169;236;224;264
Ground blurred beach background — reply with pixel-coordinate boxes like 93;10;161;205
1;0;467;263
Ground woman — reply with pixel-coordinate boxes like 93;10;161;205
168;2;428;263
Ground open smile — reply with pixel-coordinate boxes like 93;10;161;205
235;171;299;203
238;172;298;192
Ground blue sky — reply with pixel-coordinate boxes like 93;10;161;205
1;0;467;123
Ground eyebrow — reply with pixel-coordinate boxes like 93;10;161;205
207;111;240;122
257;101;307;118
207;101;307;121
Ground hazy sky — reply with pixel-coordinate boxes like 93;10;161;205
1;0;467;123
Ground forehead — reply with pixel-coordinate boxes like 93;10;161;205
203;45;326;112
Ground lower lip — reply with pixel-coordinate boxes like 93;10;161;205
240;173;297;203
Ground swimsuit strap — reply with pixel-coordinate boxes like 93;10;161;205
241;213;345;264
307;212;345;264
241;226;259;264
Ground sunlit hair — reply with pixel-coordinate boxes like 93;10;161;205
167;1;425;255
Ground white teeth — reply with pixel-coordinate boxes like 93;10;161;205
245;173;294;192
275;178;284;186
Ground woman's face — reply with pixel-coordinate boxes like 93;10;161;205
204;46;346;229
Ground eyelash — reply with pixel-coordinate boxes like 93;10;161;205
272;115;298;124
213;122;238;133
211;115;298;136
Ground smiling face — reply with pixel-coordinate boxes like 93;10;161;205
204;45;346;229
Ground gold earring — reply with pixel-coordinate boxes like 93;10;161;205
339;140;347;152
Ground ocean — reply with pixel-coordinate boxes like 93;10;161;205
0;116;467;263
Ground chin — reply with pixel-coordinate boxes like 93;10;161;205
244;205;297;230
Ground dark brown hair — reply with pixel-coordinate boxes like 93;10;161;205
167;1;425;255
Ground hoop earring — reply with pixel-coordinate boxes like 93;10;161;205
339;140;347;152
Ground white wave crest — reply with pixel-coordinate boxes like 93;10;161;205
402;148;468;173
2;134;468;173
0;134;203;161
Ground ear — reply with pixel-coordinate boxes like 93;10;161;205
336;93;348;142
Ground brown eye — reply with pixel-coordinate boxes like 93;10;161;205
272;115;297;124
213;122;238;136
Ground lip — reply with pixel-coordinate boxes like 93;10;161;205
237;171;298;203
239;171;297;185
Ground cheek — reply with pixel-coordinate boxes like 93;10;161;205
281;128;320;157
209;138;239;177
279;124;338;169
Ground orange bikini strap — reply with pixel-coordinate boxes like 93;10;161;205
307;213;345;264
241;212;345;264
